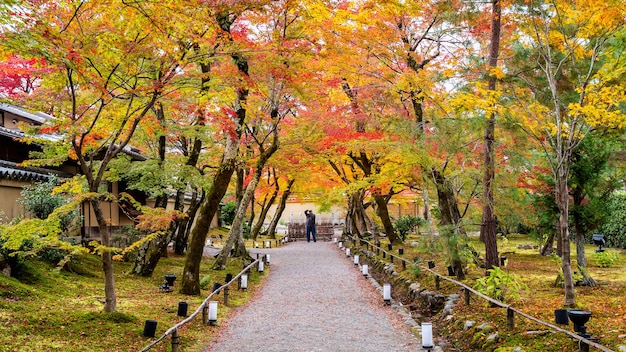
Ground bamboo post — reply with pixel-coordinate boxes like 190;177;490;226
223;286;229;307
507;307;515;330
464;288;471;306
435;275;440;290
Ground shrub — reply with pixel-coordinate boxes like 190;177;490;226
220;201;237;226
592;250;619;268
473;266;528;304
393;215;426;241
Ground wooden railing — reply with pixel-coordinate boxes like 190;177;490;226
140;255;267;352
342;234;612;352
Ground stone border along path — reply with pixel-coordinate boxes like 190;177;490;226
203;241;434;352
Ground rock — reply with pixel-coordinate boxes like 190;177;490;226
486;332;499;343
476;322;495;333
618;346;626;352
464;320;476;331
409;283;421;293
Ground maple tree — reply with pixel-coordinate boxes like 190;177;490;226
1;0;188;311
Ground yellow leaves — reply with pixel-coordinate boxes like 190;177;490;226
568;84;626;128
489;67;506;80
448;82;502;117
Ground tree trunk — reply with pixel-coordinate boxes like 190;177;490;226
422;187;432;229
251;179;279;240
174;188;203;255
432;169;463;231
572;190;596;287
480;0;501;270
263;178;295;239
180;137;241;295
90;199;117;312
373;195;400;243
431;169;466;279
540;231;555;256
214;134;279;269
556;175;576;306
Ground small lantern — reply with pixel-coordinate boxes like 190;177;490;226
383;283;391;304
177;302;188;317
346;248;350;257
362;264;369;277
333;238;337;243
266;254;271;266
421;322;434;350
258;260;264;273
354;254;359;265
143;319;157;337
208;301;218;325
266;240;271;248
338;241;343;248
240;274;248;290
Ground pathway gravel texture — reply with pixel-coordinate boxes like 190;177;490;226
203;241;423;352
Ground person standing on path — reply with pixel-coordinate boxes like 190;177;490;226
305;209;317;242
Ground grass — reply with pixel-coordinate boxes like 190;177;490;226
386;233;626;351
0;244;268;352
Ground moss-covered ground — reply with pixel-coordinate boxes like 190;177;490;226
0;235;269;352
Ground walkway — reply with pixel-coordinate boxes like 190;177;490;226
203;241;424;352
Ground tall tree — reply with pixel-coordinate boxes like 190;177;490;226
512;0;626;306
480;0;503;270
2;0;185;311
180;6;252;295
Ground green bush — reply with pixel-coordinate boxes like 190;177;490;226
473;266;528;304
220;201;237;226
393;215;426;241
592;250;620;268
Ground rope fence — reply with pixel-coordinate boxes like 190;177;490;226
342;234;612;352
140;255;267;352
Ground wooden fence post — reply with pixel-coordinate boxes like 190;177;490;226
224;286;229;306
507;307;515;330
202;305;208;325
171;329;180;352
464;288;470;306
435;275;440;290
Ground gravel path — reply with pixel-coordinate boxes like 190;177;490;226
203;241;423;352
